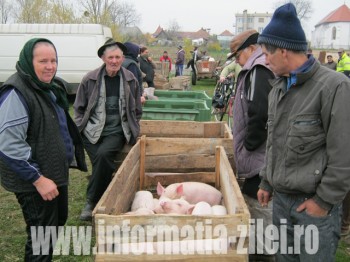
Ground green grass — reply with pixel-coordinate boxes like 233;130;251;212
0;77;349;261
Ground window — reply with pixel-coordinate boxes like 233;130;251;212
247;18;253;23
258;27;264;33
332;26;336;40
258;18;264;23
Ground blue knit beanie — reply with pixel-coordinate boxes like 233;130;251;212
257;3;307;51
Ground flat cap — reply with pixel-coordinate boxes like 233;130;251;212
228;29;259;60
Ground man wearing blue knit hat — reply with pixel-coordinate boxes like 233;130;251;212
257;3;350;261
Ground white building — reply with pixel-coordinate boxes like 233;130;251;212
311;4;350;50
235;10;272;34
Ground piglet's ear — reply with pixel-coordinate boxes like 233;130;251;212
176;184;184;195
157;182;164;196
187;205;195;215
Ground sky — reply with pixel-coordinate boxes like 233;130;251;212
128;0;348;39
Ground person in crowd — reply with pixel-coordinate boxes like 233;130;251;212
159;50;172;73
74;38;142;221
257;3;350;261
218;59;241;83
122;42;146;104
228;29;275;261
175;45;185;76
186;46;200;71
323;54;337;70
138;46;156;87
307;48;313;55
0;38;87;261
337;48;350;77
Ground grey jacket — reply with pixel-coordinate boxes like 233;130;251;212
73;65;142;145
260;61;350;210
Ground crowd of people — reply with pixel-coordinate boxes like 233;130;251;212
1;2;350;261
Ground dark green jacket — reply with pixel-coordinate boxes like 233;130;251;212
0;72;87;192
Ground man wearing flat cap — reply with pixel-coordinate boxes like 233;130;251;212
257;3;350;260
74;38;142;221
229;29;275;260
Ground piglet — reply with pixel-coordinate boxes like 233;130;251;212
189;201;212;215
157;181;222;205
159;198;194;215
152;198;165;214
131;190;154;211
212;205;227;215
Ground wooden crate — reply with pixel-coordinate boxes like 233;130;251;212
121;121;235;172
93;136;249;261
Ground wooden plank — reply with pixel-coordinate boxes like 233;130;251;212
140;135;146;190
145;154;215;173
140;120;205;138
93;141;140;215
203;122;223;138
143;172;216;189
145;138;224;156
215;146;220;189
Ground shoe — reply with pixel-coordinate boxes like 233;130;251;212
79;202;95;221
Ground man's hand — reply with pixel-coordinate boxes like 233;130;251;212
296;198;328;217
219;76;226;83
257;188;271;207
33;176;59;201
141;95;146;105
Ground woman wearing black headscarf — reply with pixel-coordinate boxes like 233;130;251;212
0;38;86;261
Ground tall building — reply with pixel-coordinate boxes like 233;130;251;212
234;10;272;34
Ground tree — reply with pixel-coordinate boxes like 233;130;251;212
110;1;140;28
78;0;114;25
0;0;12;23
48;0;76;23
274;0;313;22
15;0;51;23
167;19;181;41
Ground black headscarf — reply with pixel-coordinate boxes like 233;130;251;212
17;38;69;110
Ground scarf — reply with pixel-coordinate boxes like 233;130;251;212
17;38;69;110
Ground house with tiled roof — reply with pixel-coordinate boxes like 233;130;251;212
217;30;234;48
311;4;350;49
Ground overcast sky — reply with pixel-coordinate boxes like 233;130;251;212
128;0;347;39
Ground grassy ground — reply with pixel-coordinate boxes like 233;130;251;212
0;77;349;261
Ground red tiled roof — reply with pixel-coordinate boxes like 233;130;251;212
219;30;234;36
176;28;210;40
152;25;163;37
316;4;350;26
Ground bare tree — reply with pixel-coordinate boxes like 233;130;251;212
0;0;12;23
110;1;140;28
167;19;181;41
48;0;76;23
15;0;51;23
79;0;114;25
274;0;313;22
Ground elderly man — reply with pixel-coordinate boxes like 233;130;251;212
74;39;142;221
257;3;350;261
228;29;275;260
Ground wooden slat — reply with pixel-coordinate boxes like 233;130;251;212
145;137;228;156
215;146;221;189
143;172;216;189
93;141;140;215
140;135;146;190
